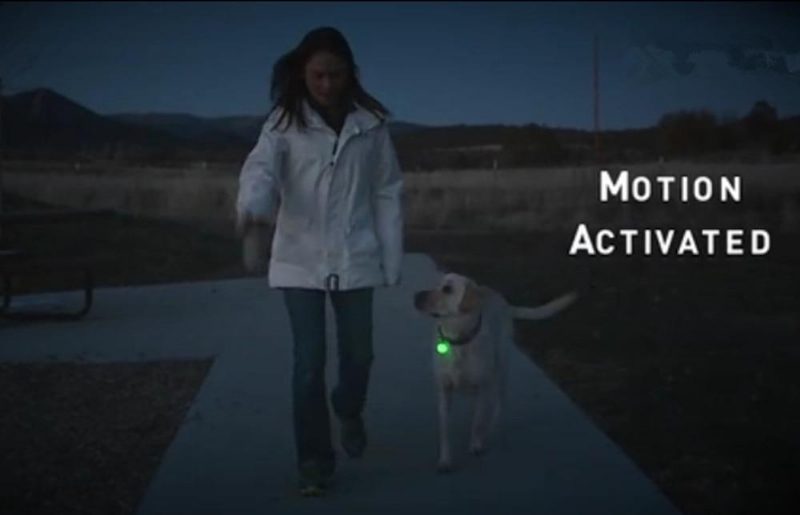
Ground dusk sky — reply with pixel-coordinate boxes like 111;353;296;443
1;1;799;130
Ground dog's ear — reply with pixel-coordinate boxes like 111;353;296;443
458;282;485;314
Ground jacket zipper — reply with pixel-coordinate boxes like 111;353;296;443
325;135;339;285
331;137;338;165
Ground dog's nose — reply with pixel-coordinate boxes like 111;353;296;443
413;291;427;310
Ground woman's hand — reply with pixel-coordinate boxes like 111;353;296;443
236;211;273;238
237;211;273;275
242;222;271;275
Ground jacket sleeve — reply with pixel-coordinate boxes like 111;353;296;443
236;121;284;225
371;123;405;286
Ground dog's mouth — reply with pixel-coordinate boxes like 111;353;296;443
413;292;448;319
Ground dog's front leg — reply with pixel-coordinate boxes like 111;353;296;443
469;390;493;456
437;383;453;473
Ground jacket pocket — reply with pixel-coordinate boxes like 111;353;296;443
347;213;380;255
279;208;312;232
271;209;314;262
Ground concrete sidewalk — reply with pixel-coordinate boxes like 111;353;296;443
0;253;682;515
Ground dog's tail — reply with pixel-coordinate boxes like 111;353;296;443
511;291;578;320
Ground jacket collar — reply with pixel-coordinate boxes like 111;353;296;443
300;97;383;134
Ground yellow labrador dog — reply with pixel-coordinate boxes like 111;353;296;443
414;272;577;473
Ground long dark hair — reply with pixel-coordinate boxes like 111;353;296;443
268;26;390;131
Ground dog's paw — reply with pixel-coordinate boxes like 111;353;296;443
436;460;454;474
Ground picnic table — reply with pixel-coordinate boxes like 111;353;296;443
0;208;116;321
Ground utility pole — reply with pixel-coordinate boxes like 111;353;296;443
0;75;5;220
593;34;601;162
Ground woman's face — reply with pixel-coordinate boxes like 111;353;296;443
304;50;350;109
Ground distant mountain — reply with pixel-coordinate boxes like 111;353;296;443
108;111;429;142
0;88;241;161
2;88;793;167
0;88;432;163
108;112;258;146
208;115;267;141
782;115;800;130
388;121;429;135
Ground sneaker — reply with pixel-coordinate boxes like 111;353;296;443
340;415;367;458
298;462;334;497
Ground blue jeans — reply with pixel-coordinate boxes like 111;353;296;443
281;287;374;476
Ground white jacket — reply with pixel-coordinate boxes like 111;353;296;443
236;99;404;291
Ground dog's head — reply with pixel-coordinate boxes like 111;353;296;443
413;273;486;318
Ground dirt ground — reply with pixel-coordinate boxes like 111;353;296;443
1;194;798;514
0;360;213;515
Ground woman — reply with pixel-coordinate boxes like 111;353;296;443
235;26;404;497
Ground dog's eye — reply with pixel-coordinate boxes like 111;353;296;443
442;284;452;294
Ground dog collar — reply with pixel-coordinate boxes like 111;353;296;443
436;315;483;349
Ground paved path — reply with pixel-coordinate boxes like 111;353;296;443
0;254;682;514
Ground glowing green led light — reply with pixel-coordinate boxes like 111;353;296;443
436;340;450;355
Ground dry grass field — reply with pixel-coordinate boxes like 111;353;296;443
1;157;799;514
4;158;799;232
